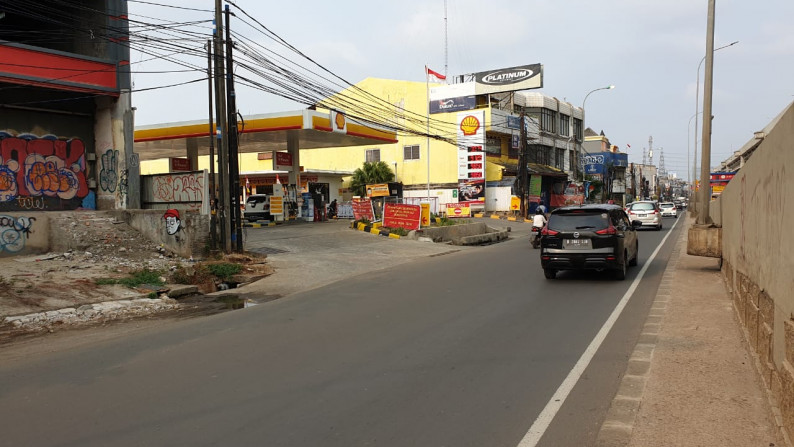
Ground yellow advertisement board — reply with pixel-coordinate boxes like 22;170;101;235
420;203;431;227
510;196;521;211
270;196;284;215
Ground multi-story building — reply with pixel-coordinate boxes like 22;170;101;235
582;129;628;205
0;1;135;212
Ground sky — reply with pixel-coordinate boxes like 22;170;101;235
128;0;794;182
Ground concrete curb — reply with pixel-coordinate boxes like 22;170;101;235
350;222;401;239
594;222;683;446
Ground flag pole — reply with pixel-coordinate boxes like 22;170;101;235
426;65;431;201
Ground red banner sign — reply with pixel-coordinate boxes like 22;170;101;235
383;203;421;230
170;157;191;171
275;151;293;171
351;198;375;221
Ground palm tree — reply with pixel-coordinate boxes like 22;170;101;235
349;161;395;197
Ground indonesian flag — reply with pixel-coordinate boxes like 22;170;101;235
425;66;446;82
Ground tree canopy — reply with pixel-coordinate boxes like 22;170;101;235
349;161;395;197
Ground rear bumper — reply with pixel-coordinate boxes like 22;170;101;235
541;253;621;271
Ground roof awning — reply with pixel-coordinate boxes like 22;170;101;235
133;110;397;161
489;159;568;177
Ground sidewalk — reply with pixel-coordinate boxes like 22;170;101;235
597;215;789;446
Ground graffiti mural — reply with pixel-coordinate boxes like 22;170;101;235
153;173;204;203
163;209;181;235
0;214;35;253
0;132;90;211
100;149;119;192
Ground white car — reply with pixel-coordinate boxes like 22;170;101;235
659;202;677;218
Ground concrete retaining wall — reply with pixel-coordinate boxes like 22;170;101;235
714;101;794;439
415;222;507;245
0;212;49;257
111;209;210;259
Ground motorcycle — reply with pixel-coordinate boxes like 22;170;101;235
530;226;541;249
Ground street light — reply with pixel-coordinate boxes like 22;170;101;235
687;112;702;189
580;85;615;179
693;40;738;195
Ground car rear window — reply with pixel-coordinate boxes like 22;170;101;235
660;203;674;208
548;212;609;231
630;203;655;211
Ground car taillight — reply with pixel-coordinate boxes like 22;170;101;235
649;210;657;214
541;227;559;236
595;226;617;235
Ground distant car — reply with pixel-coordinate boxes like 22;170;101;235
626;201;662;230
659;202;677;218
244;194;271;222
539;204;641;280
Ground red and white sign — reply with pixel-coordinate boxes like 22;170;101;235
170;157;191;171
383;203;422;230
275;151;294;171
351;198;375;221
446;202;471;218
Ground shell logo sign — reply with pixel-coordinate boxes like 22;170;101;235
459;114;480;136
334;112;346;130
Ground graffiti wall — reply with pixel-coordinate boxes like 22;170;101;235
141;170;209;215
0;212;50;257
0;132;93;212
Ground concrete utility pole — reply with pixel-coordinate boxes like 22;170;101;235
519;110;528;218
214;0;230;252
697;0;716;225
225;5;243;252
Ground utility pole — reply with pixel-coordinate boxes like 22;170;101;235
518;110;528;218
213;0;230;252
225;5;243;252
206;40;217;251
698;0;716;225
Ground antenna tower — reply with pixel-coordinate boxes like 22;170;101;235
659;147;666;175
648;136;653;166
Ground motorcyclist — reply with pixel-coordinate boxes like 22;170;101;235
327;199;338;219
531;210;547;248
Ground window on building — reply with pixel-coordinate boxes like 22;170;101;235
403;144;420;160
559;114;570;137
556;148;565;169
366;149;380;163
573;118;583;141
541;109;556;133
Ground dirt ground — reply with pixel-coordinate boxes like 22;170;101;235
0;212;271;329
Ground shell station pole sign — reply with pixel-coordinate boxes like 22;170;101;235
457;110;486;206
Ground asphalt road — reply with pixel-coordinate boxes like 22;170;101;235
0;217;683;447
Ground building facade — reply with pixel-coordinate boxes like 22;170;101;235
0;1;135;212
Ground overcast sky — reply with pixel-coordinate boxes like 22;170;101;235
128;0;794;181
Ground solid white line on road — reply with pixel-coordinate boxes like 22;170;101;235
517;217;682;447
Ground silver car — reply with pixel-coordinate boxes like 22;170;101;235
627;201;662;230
659;202;677;218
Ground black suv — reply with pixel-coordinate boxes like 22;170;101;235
540;204;641;280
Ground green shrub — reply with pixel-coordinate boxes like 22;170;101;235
206;263;242;280
96;268;164;288
386;227;409;236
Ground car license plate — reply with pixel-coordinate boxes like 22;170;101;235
563;239;592;249
636;213;646;217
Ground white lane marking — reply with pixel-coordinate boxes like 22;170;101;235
517;217;681;447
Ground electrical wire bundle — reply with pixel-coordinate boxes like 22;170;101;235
0;0;509;146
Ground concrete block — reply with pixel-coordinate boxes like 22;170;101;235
785;320;794;366
166;284;199;298
616;375;647;399
604;396;641;426
759;322;773;367
747;300;760;348
778;361;794;437
686;224;722;258
749;281;761;307
595;423;633;447
759;290;775;328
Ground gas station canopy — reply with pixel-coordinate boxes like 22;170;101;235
133;109;397;161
